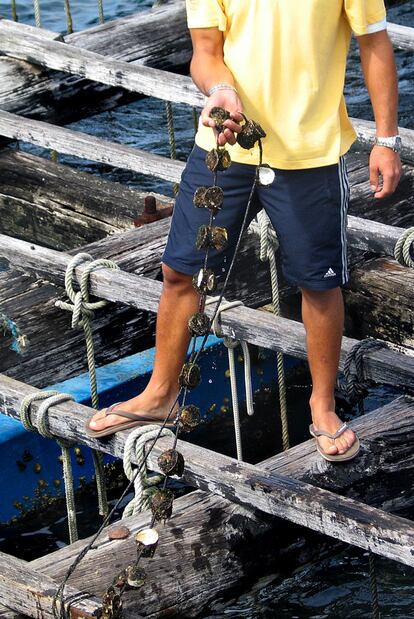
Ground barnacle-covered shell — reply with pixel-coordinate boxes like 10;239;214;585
194;186;224;213
126;565;146;589
206;148;232;173
237;116;266;150
150;488;174;522
178;404;201;433
188;312;211;336
158;449;185;477
209;106;231;133
179;362;201;389
196;225;228;252
192;268;217;295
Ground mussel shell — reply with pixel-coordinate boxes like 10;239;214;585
192;268;217;295
150;488;174;522
237;120;267;150
178;404;201;433
188;312;211;336
179;362;201;389
126;565;146;589
209;106;231;133
158;449;185;477
206;148;232;173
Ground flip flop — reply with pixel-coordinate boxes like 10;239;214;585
309;421;360;462
85;402;177;438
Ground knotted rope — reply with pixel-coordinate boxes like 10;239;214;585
394;226;414;268
340;338;387;412
208;297;254;461
56;253;120;517
257;210;290;451
122;425;173;518
20;392;79;543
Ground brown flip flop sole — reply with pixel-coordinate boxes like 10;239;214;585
85;418;176;439
314;435;360;462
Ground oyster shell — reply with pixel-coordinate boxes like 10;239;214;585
196;225;228;252
188;312;211;336
192;268;217;295
209;106;231;133
150;488;174;522
237;115;266;150
179;362;202;389
126;565;146;589
206;148;232;173
158;449;185;477
178;404;201;433
193;186;224;213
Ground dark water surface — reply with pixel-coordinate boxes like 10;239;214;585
0;1;413;617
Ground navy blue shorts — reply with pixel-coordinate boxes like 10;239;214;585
162;145;350;291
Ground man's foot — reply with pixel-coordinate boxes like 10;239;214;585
87;391;179;433
310;396;357;456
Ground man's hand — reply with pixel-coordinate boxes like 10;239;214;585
369;145;402;199
201;90;244;146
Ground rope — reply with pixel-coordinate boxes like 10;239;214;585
122;425;172;518
11;0;18;21
97;0;105;24
257;210;290;451
165;101;180;197
340;338;387;411
56;253;120;517
394;226;414;268
63;0;74;34
33;0;41;28
208;297;254;461
368;551;381;619
20;392;79;543
0;311;29;355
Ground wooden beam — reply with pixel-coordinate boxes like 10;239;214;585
0;110;184;184
351;117;414;165
0;18;203;108
0;233;413;388
0;550;101;619
1;374;413;566
387;22;414;52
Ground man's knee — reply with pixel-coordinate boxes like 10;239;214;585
162;263;193;290
300;286;343;307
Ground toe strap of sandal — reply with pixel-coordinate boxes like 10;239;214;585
309;422;348;441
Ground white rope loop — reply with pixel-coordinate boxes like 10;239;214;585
394;227;414;268
122;425;173;518
206;297;254;461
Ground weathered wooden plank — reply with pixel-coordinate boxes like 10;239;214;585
0;18;203;109
0;110;184;183
1;374;414;566
0;3;191;124
351;117;414;165
1;233;413;388
0;550;101;619
1;395;413;618
0;148;173;250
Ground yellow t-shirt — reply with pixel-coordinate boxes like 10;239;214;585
186;0;387;169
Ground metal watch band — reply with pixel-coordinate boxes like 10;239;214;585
374;135;402;153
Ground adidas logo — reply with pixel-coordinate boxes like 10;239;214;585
323;268;336;278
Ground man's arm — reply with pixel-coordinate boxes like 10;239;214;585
189;28;243;146
358;30;402;198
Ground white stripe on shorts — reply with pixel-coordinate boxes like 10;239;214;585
338;157;350;284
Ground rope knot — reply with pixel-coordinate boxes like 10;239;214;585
122;425;173;518
394;226;414;268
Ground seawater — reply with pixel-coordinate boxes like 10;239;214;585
0;1;413;617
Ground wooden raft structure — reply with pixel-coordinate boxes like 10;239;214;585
0;4;413;617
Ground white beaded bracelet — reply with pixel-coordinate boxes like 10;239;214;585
207;83;238;96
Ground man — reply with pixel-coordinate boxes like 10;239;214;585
87;0;402;460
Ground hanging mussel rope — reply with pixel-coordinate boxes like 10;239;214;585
99;108;268;618
53;109;268;619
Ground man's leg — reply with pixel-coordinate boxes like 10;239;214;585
88;265;199;431
301;286;356;455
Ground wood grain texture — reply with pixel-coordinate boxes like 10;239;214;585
0;550;101;619
0;374;414;567
0;3;191;124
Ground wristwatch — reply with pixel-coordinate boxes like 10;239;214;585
374;135;402;153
